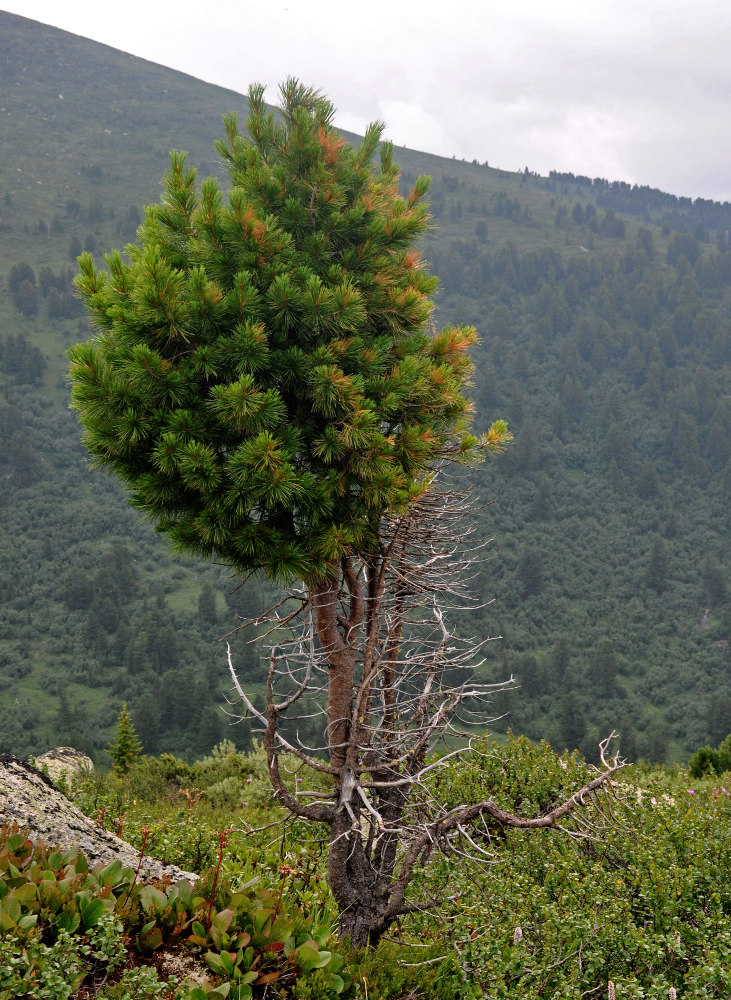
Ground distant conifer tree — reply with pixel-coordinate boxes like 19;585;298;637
107;703;143;774
646;536;670;594
198;581;218;624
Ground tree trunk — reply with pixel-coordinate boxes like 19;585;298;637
311;576;357;774
327;808;399;948
309;577;388;946
338;897;388;949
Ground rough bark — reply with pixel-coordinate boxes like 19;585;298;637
0;754;196;883
337;890;390;949
312;576;357;775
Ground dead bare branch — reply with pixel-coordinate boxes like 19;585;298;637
225;481;626;947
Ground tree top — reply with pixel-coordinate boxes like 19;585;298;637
69;79;509;584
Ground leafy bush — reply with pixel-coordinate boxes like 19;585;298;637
0;928;88;1000
96;966;183;999
689;732;731;777
0;823;351;999
17;739;731;997
413;737;731;998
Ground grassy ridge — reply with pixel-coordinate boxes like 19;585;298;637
0;11;729;764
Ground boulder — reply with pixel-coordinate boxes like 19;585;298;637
0;754;196;883
35;746;93;787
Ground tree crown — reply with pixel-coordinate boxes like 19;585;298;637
107;703;143;775
69;79;507;583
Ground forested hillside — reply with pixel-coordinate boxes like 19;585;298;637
1;12;728;764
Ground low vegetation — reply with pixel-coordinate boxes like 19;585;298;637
3;737;730;998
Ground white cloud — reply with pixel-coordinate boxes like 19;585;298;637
5;0;731;201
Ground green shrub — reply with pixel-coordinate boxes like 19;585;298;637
96;966;183;999
0;822;350;999
0;928;87;1000
689;733;731;777
410;739;731;998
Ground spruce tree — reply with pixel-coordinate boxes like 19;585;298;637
198;581;218;624
107;703;143;775
646;536;670;594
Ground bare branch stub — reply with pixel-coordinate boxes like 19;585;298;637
227;486;626;947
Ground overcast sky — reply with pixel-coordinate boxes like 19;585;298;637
5;0;731;202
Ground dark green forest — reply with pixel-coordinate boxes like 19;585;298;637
0;11;729;765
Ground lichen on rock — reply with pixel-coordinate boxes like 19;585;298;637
0;754;196;883
35;746;93;788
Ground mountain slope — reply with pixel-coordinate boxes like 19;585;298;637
1;11;728;764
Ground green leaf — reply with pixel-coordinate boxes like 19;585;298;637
218;949;235;976
140;884;168;913
74;889;91;910
230;878;260;896
171;879;194;907
228;985;252;1000
327;952;345;975
205;951;223;974
294;943;321;972
98;859;124;885
269;915;293;942
81;897;106;930
12;883;37;904
252;907;274;934
138;924;164;951
311;924;331;948
55;910;81;934
1;897;21;924
212;907;234;933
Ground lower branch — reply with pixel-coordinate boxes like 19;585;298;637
384;744;626;924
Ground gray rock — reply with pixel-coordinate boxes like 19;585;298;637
0;755;196;883
35;746;93;787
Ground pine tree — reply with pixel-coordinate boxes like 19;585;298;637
198;581;218;624
517;547;544;598
66;80;627;949
107;703;143;774
591;638;618;696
